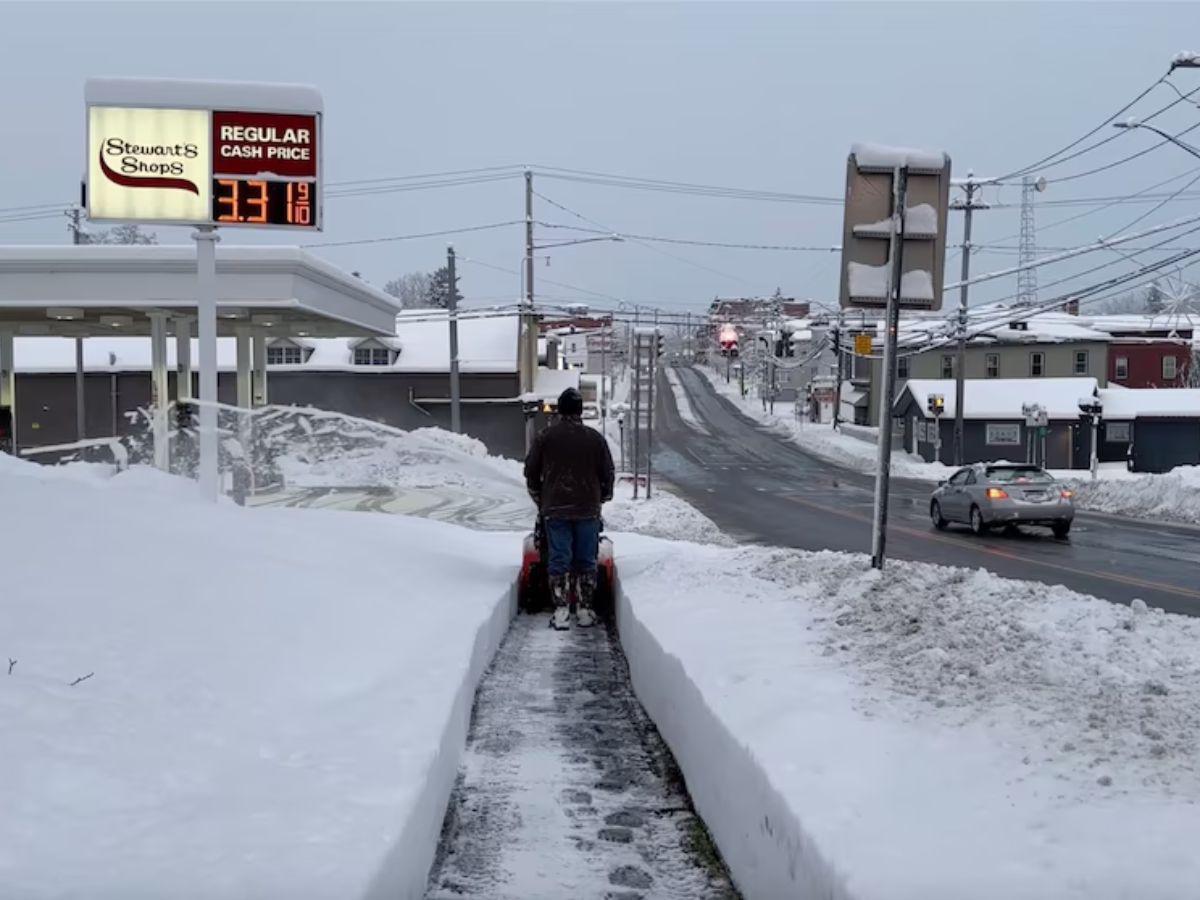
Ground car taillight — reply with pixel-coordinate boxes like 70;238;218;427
1061;489;1074;499
985;487;1009;500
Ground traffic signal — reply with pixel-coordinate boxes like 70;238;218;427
779;329;795;357
927;394;945;417
656;331;666;358
175;400;196;431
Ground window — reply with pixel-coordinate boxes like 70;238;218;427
985;466;1052;484
1106;422;1131;443
949;468;971;486
266;345;303;365
1115;356;1129;380
986;423;1021;445
941;355;954;379
1163;355;1178;381
354;347;391;366
1074;350;1089;375
1030;352;1045;377
897;355;910;379
985;353;999;378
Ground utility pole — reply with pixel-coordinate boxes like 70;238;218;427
646;330;656;500
69;207;86;442
631;333;642;499
523;168;537;452
832;309;844;430
950;176;987;466
446;244;462;434
870;166;909;570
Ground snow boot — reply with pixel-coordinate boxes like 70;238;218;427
549;574;571;630
574;571;598;628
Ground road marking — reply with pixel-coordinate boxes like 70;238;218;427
781;493;1200;602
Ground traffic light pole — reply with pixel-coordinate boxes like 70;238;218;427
646;333;656;500
870;166;908;570
446;244;462;434
632;334;642;500
832;310;843;431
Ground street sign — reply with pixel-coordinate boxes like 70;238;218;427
853;333;873;356
85;78;323;230
838;143;951;310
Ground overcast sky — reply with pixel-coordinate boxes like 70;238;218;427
4;1;1200;314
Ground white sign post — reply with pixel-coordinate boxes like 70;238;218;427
84;78;323;501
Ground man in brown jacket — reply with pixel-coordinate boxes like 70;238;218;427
524;387;615;629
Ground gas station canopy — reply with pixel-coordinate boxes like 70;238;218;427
0;245;399;338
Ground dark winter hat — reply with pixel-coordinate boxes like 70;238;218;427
558;387;584;416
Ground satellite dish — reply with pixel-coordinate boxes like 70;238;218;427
1035;176;1048;193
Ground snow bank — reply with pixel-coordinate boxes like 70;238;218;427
603;480;732;546
1065;465;1200;525
0;455;518;899
663;366;709;434
695;365;953;481
617;540;1200;899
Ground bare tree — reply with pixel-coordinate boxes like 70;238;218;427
384;271;434;309
80;223;158;245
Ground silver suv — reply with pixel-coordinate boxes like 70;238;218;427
930;463;1075;538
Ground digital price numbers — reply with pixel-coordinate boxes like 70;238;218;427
212;179;316;228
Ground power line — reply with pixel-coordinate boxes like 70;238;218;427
534;165;843;206
995;72;1169;181
946;211;1200;291
538;221;839;252
532;189;774;292
301;220;523;249
326;164;525;189
1043;120;1200;185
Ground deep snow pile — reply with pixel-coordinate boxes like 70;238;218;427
603;480;732;546
617;539;1200;898
1064;465;1200;525
0;455;518;899
257;406;526;491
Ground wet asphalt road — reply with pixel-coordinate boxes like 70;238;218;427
656;365;1200;617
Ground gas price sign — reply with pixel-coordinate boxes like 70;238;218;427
86;81;322;231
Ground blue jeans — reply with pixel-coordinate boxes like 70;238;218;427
545;518;601;578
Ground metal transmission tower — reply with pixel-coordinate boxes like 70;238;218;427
1016;175;1040;306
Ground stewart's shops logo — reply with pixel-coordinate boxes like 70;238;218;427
99;136;201;194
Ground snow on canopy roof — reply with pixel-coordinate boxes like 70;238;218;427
13;313;518;374
1097;388;1200;419
851;142;948;172
85;77;322;113
899;378;1098;419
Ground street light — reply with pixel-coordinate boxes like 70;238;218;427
1170;51;1200;72
1113;120;1200;161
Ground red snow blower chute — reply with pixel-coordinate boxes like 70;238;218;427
518;515;616;618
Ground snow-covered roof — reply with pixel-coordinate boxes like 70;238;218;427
527;368;580;401
1086;313;1197;337
976;315;1109;344
899;378;1098;419
13;313;519;374
1097;388;1200;420
85;77;322;113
